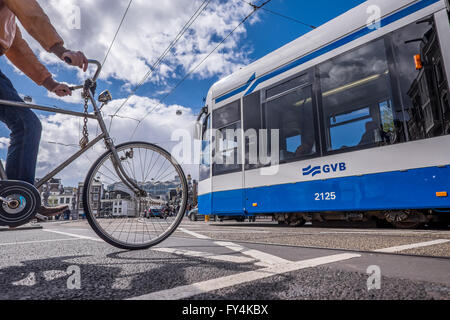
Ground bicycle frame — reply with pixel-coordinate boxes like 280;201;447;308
0;60;146;196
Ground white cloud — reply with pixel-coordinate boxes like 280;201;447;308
3;0;260;187
25;0;255;85
36;95;197;186
0;137;10;149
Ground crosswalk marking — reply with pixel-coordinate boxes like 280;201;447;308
128;253;361;300
374;239;450;253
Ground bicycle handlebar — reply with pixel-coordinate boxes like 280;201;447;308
68;59;102;91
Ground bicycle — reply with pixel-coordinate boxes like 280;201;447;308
0;60;188;250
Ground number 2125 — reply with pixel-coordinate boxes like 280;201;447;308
315;192;336;201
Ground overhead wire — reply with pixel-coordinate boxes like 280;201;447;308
127;0;274;140
238;0;316;29
108;0;213;131
101;0;134;67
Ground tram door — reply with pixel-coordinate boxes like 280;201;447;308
424;24;450;135
404;18;450;138
211;100;245;215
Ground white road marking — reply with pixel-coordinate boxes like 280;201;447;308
12;272;36;287
153;248;256;264
0;238;79;246
42;229;103;242
179;228;211;239
42;228;257;265
180;228;291;267
215;241;291;266
43;270;68;281
374;239;450;253
128;253;361;300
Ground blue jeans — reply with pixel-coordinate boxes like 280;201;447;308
0;70;42;185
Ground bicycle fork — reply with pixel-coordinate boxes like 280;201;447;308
86;90;147;198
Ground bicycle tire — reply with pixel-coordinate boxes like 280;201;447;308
83;141;188;250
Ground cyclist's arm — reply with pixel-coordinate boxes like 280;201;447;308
6;27;67;94
5;0;88;71
6;27;53;87
3;0;66;57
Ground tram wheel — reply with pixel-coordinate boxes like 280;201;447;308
289;219;306;227
391;221;424;229
385;211;425;229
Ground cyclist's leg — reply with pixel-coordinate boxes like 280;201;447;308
0;70;42;185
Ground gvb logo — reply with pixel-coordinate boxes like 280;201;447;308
302;163;347;177
302;165;321;177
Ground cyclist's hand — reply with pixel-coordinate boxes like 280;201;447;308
53;83;72;97
62;51;89;72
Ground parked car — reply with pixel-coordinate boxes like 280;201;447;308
146;207;166;219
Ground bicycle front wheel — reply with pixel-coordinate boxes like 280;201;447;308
83;142;188;250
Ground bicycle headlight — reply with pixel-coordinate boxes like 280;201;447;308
98;90;112;104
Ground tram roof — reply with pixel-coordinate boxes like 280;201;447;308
208;0;445;103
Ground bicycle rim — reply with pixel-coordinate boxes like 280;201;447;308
83;142;188;250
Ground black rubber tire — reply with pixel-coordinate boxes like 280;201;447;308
0;181;41;227
289;219;306;227
83;142;188;250
391;221;424;229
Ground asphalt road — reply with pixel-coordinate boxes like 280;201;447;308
0;219;449;300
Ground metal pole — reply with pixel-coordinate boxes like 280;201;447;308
0;99;97;119
36;134;106;189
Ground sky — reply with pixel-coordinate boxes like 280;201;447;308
0;0;365;187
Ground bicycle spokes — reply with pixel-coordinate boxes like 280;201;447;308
83;142;187;249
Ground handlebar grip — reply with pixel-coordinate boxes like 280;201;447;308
67;59;102;90
69;85;84;91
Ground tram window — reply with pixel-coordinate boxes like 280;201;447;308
199;115;211;181
212;100;242;176
243;92;262;170
212;122;242;176
266;73;309;99
319;38;397;152
212;100;240;129
391;18;449;140
264;85;317;162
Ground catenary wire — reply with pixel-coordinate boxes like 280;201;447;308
101;0;134;67
108;0;213;130
127;0;273;140
238;0;316;29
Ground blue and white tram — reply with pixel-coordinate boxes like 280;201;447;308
196;0;450;228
